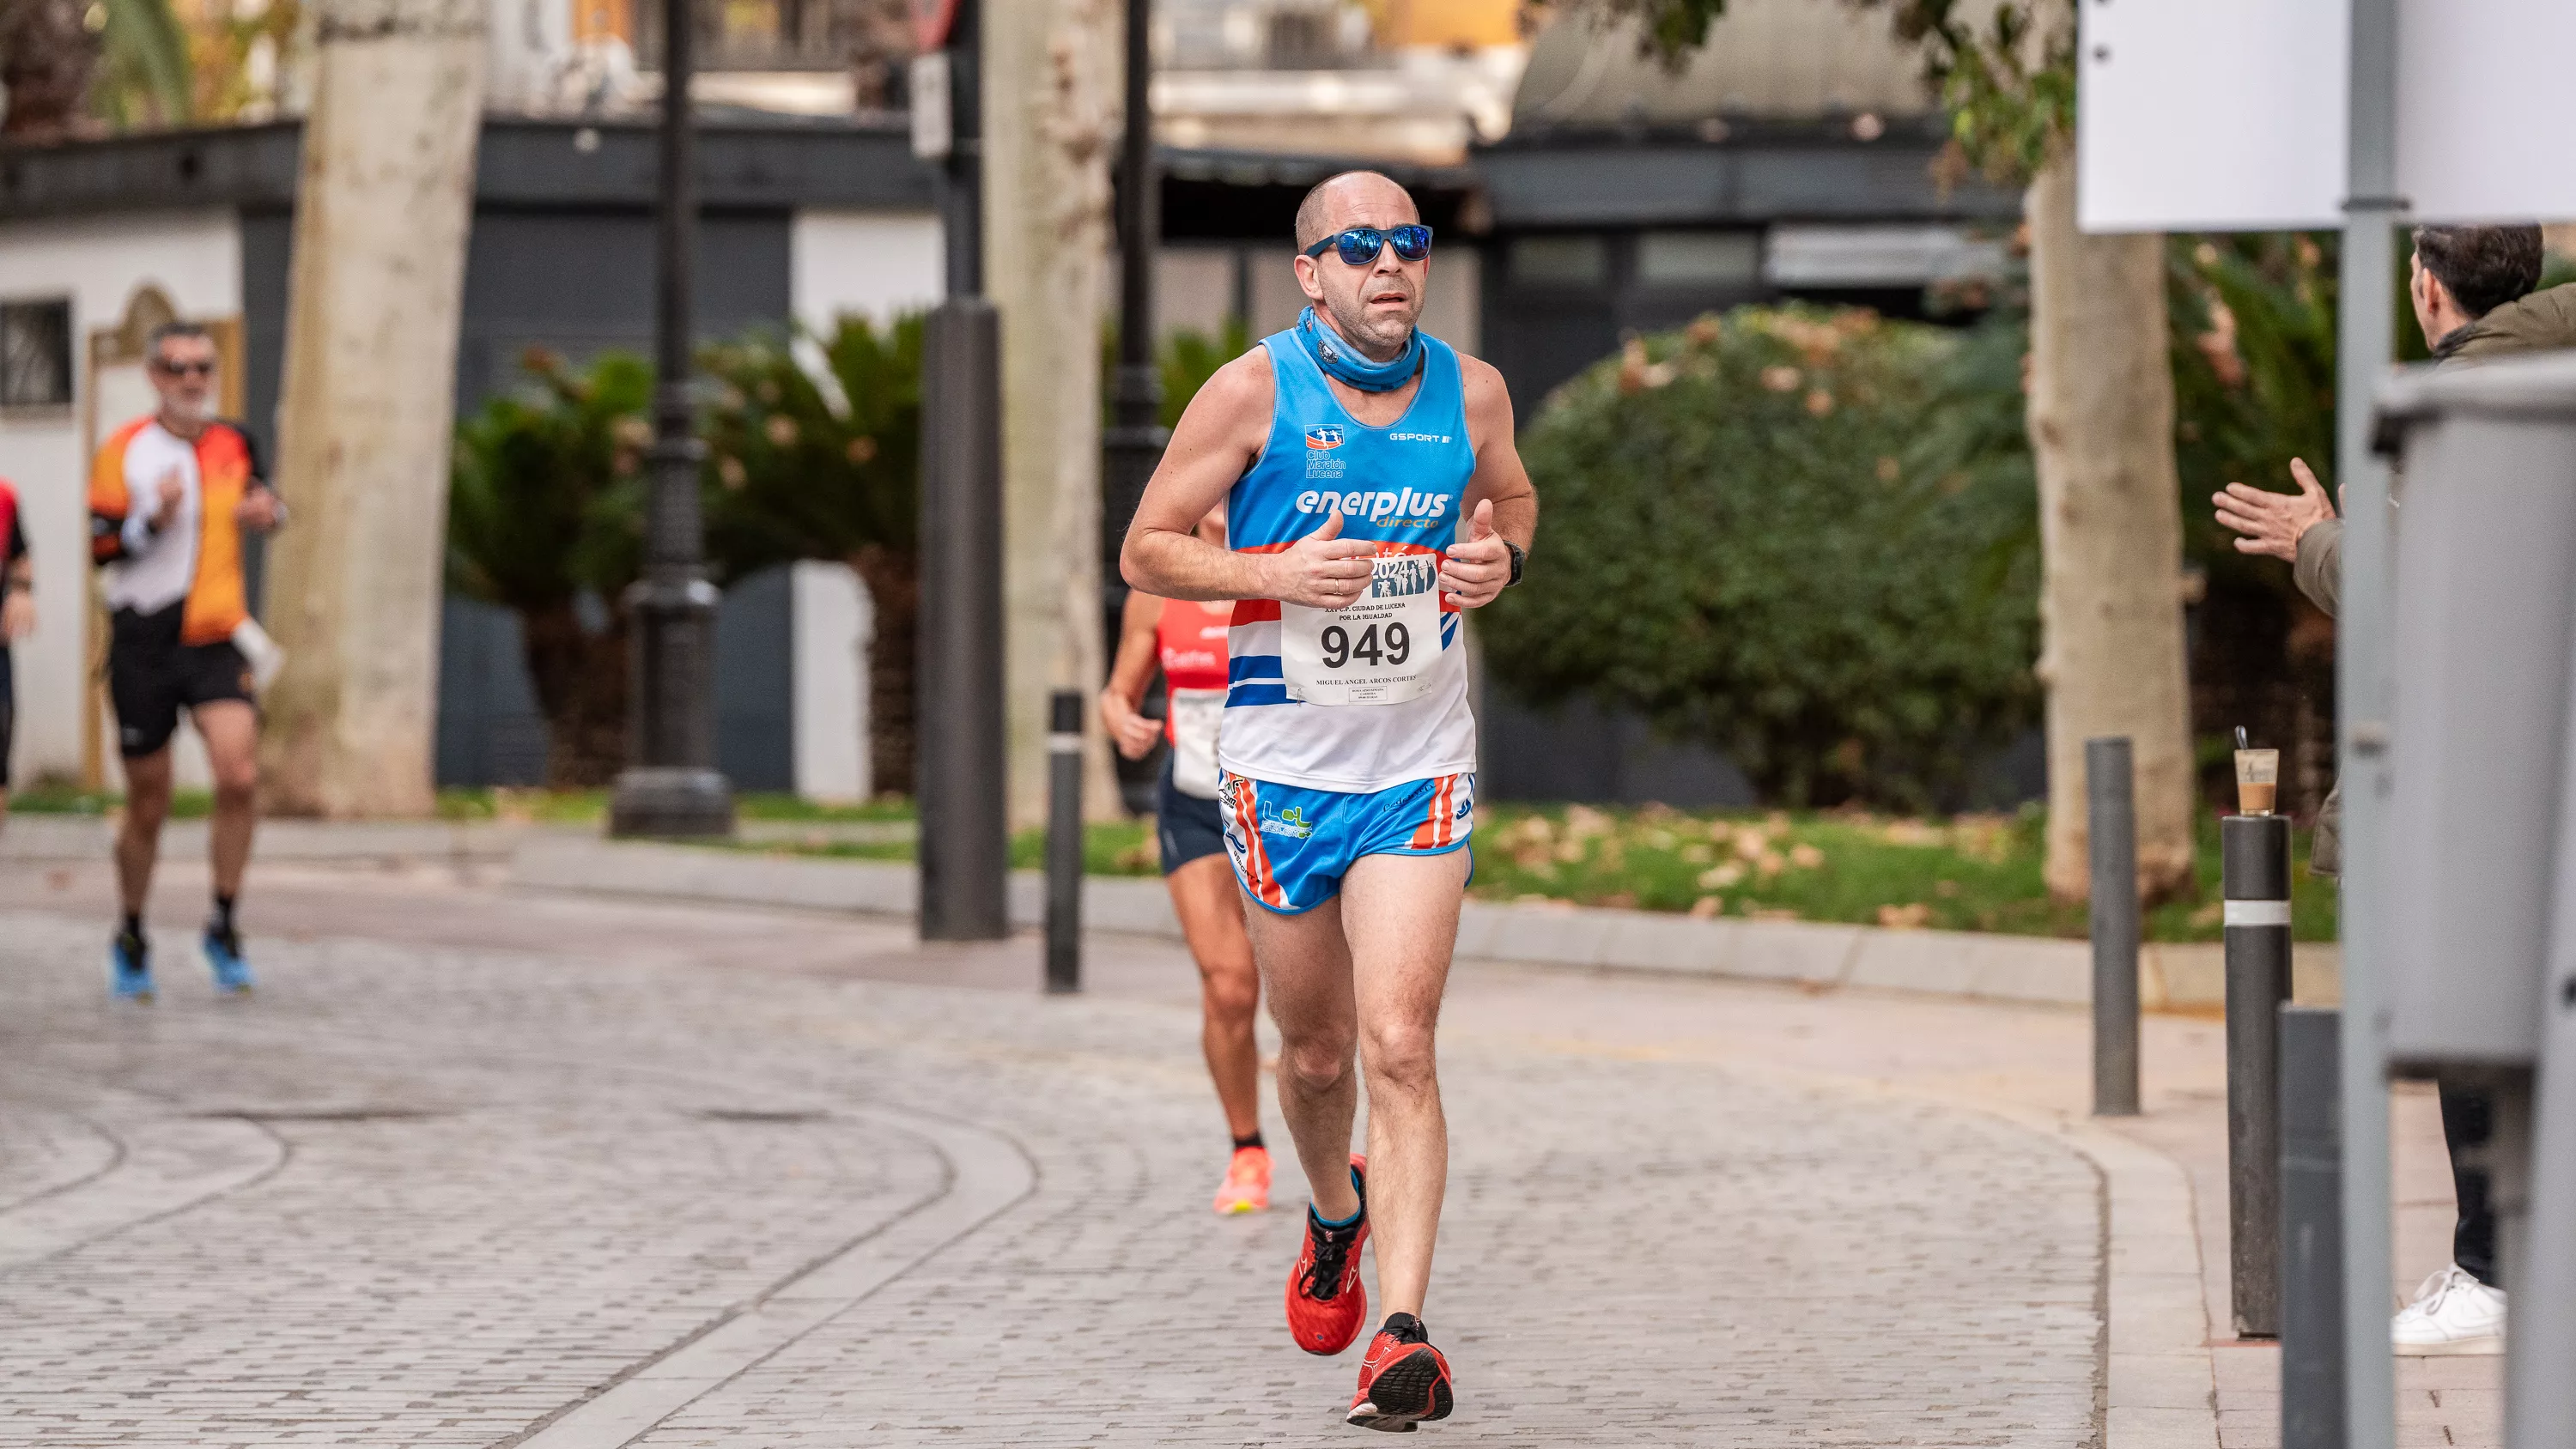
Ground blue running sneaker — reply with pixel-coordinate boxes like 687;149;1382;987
109;931;154;1002
204;925;254;996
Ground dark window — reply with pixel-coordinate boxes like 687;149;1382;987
0;297;72;409
1507;235;1608;288
1636;231;1760;287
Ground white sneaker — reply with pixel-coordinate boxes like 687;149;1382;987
2391;1264;2506;1355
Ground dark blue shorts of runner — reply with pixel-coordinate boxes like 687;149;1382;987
1157;753;1227;876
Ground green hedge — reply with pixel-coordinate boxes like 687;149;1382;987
1477;306;2039;810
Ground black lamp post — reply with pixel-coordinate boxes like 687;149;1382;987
1102;0;1165;810
609;0;735;838
915;0;1010;939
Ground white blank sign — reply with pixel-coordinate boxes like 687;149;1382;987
2397;0;2576;224
2077;0;2349;233
2081;0;2576;233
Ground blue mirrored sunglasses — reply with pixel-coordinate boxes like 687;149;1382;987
1301;224;1435;267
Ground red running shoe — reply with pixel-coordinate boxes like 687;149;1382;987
1286;1152;1370;1355
1347;1313;1454;1432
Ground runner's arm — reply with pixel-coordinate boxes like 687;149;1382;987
1440;357;1536;607
1122;350;1375;609
1098;590;1167;761
1459;357;1535;549
233;424;286;533
1122;351;1275;602
2;511;31;642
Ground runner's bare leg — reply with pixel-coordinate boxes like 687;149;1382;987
1169;853;1263;1138
115;747;173;914
1246;847;1466;1314
192;701;259;900
1248;895;1363;1223
1336;848;1465;1319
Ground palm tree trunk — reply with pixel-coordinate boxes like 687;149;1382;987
517;601;630;789
2026;155;2197;904
0;0;98;140
848;545;916;796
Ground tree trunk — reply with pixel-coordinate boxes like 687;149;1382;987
517;601;629;789
848;544;916;797
258;0;485;816
0;0;97;140
2026;156;2196;903
983;0;1123;827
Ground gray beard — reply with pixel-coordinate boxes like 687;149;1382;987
1321;296;1419;360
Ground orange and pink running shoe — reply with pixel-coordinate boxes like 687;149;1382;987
1214;1144;1273;1215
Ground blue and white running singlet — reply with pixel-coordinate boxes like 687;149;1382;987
1218;327;1479;794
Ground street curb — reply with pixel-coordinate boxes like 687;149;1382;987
1976;1104;2220;1449
0;814;545;864
503;834;2336;1012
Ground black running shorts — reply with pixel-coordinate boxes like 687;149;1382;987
0;646;14;789
107;604;255;760
1157;752;1227;875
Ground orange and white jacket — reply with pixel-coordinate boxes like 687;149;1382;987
88;417;264;646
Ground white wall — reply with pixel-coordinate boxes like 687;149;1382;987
785;209;936;800
790;209;943;334
0;209;243;792
485;0;576;113
790;560;870;802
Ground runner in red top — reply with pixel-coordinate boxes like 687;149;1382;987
1099;500;1273;1215
0;476;33;827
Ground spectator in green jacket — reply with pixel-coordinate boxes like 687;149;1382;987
2213;222;2575;1360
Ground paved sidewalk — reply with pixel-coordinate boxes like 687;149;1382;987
0;856;2435;1444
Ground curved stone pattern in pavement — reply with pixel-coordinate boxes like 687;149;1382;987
0;900;2100;1446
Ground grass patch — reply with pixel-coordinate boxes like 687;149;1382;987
9;783;212;819
1468;803;2335;943
433;788;912;824
721;819;1159;876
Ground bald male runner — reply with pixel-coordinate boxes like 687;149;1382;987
1121;170;1537;1431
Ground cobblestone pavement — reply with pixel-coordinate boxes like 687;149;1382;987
0;862;2111;1446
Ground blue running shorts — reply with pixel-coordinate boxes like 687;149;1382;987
1218;769;1474;914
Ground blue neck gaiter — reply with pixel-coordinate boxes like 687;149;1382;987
1296;306;1423;392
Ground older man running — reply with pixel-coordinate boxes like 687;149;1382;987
1121;169;1536;1432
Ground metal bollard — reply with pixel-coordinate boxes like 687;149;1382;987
2225;811;2293;1337
2279;1004;2344;1448
2088;737;2142;1117
1044;690;1084;994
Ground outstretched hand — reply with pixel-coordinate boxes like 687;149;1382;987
2214;458;2337;564
1263;507;1376;609
1439;499;1510;608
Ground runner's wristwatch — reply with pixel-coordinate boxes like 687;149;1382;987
1504;540;1525;587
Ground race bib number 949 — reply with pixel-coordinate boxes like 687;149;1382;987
1279;549;1442;706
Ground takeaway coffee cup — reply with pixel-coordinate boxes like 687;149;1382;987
2235;749;2280;816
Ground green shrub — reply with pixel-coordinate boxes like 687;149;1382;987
1477;305;2039;810
447;349;653;786
700;313;927;795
